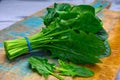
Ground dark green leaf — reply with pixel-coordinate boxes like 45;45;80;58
98;40;111;58
42;8;56;26
59;12;78;20
71;5;95;15
54;3;71;11
48;30;105;64
73;12;102;33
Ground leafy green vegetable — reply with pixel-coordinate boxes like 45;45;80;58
29;56;64;80
55;59;94;77
4;3;110;64
4;3;111;79
29;56;94;79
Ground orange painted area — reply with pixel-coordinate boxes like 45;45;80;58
0;48;6;64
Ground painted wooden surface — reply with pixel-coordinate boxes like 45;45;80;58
1;1;120;80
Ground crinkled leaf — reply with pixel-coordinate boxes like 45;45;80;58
42;8;56;26
58;12;102;33
43;3;102;34
73;12;102;33
43;3;71;26
54;3;71;11
71;5;95;15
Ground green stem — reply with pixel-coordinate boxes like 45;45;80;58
29;26;59;40
44;29;71;38
50;72;64;80
4;26;71;59
54;67;68;72
30;39;68;50
95;6;102;13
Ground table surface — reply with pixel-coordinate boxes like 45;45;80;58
0;0;120;30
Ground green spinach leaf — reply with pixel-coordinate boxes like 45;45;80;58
55;60;94;77
29;56;64;80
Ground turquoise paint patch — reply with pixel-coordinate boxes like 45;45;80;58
10;59;31;76
0;63;11;71
0;43;3;48
0;50;49;76
92;0;101;8
0;58;31;76
8;30;37;39
0;62;31;76
92;0;109;8
8;31;27;38
22;17;43;28
25;31;32;35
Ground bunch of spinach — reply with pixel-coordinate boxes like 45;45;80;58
4;3;111;79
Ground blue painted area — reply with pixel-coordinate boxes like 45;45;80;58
25;31;32;35
0;58;31;76
18;61;31;76
92;0;109;8
22;17;43;28
10;59;31;76
92;0;101;8
0;50;49;76
8;28;36;39
0;62;11;72
8;31;27;38
0;43;3;47
8;30;37;39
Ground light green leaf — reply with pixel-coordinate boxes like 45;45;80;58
56;60;94;77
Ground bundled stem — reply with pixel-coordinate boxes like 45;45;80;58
4;29;71;59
